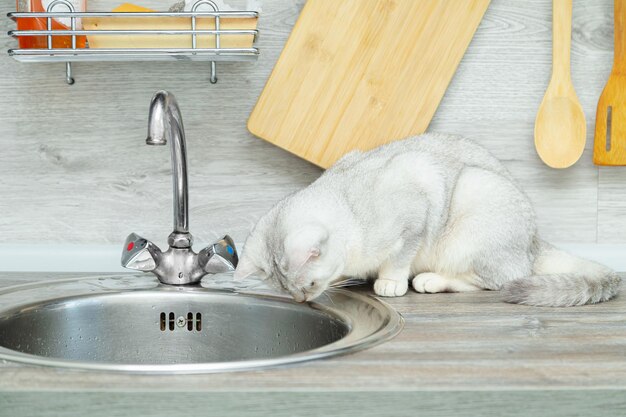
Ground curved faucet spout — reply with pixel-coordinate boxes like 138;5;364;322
146;91;190;248
122;90;238;285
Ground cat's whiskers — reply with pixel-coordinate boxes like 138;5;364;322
319;289;338;307
329;278;364;288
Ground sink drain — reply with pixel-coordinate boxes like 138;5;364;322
159;312;202;331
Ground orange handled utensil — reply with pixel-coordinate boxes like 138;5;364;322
594;0;626;165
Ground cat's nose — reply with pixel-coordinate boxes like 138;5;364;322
290;288;307;303
301;286;321;302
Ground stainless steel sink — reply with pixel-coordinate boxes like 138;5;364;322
0;94;403;374
0;274;403;373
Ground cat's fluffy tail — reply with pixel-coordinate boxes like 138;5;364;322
501;239;621;307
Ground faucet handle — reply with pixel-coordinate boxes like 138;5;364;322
121;233;162;272
198;235;239;274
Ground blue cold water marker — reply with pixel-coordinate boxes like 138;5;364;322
226;245;234;255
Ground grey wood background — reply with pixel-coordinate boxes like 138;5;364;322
0;0;625;249
0;272;625;416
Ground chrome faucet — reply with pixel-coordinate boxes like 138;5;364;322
121;90;238;285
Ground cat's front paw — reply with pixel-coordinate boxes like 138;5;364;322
374;279;408;297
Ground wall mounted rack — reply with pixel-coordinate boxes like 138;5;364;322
7;0;259;84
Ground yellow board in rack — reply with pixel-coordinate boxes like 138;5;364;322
82;3;257;49
112;3;153;12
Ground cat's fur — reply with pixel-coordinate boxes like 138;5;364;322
234;134;621;306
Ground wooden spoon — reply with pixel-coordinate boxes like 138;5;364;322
535;0;586;169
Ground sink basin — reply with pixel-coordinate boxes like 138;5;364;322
0;274;402;373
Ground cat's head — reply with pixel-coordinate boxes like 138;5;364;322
234;209;346;302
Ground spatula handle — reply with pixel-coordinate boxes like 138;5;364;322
552;0;573;80
614;0;626;71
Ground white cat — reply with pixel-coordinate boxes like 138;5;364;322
234;134;621;307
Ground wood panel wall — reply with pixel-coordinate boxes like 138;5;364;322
1;0;624;248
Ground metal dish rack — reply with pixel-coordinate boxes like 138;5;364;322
7;0;259;84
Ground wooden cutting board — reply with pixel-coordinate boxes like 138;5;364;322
248;0;491;168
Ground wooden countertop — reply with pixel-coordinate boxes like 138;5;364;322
1;272;624;398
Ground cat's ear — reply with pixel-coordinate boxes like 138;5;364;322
282;225;328;274
233;255;263;281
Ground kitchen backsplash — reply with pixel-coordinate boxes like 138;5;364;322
1;0;625;249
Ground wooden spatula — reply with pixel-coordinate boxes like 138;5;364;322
535;0;586;169
594;0;626;165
